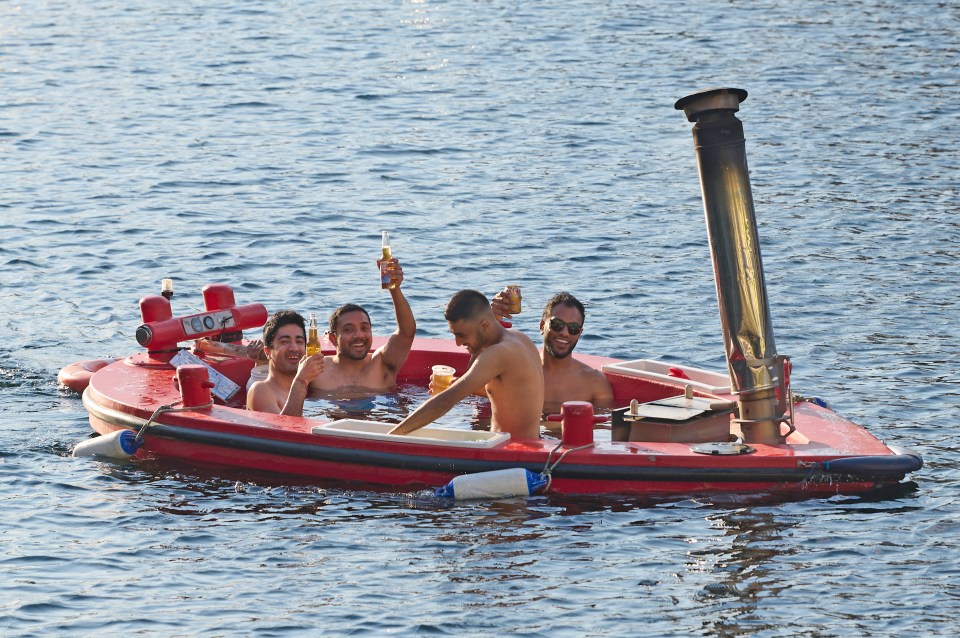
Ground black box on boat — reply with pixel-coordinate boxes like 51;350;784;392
611;396;733;443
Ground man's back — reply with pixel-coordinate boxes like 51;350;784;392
481;329;544;439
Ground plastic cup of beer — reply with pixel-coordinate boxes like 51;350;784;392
430;365;456;394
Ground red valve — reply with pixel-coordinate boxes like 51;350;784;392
174;365;216;407
546;401;607;447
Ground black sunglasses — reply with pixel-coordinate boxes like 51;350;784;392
548;316;582;336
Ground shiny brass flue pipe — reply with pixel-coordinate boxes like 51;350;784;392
675;88;793;444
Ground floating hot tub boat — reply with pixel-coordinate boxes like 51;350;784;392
60;88;922;498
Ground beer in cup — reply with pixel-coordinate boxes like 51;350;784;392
430;365;456;394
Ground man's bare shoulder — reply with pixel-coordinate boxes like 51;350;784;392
570;355;604;375
482;332;536;363
503;328;539;352
247;378;283;412
574;359;614;402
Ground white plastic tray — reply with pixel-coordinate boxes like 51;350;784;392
311;419;511;449
601;359;731;394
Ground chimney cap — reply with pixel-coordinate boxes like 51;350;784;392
675;87;748;122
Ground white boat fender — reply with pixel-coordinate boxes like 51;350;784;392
72;398;212;461
435;468;548;500
72;430;142;459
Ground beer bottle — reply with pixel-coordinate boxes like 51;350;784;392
380;230;395;290
306;313;321;356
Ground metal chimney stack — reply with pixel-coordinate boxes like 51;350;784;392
675;88;793;444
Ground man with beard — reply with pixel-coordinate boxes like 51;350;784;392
309;258;416;393
494;290;613;414
389;289;543;440
246;310;326;416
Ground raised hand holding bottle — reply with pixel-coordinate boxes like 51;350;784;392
380;230;397;290
306;313;321;356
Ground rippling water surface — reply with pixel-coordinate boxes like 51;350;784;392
2;1;958;635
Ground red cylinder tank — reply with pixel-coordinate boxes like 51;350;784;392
139;295;173;324
136;303;268;352
546;401;607;447
175;364;215;407
203;284;236;311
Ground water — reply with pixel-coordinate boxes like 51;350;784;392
2;0;959;634
304;383;487;426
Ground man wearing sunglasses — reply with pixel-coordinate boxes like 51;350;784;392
493;290;613;415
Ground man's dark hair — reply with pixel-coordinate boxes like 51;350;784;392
445;289;491;323
263;310;306;348
541;291;586;324
329;303;371;334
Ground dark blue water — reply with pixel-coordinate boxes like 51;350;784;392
2;0;958;635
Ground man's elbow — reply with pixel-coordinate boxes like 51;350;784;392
249;403;280;415
595;389;614;408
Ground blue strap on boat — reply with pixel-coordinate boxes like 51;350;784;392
808;396;831;409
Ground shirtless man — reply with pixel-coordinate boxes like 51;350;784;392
309;258;416;393
494;290;613;414
389;289;543;440
246;310;326;416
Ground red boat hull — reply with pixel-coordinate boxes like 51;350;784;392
75;337;921;497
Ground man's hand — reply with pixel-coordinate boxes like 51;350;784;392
491;290;512;326
377;258;404;289
294;353;325;386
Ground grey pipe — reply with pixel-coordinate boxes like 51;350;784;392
675;88;792;444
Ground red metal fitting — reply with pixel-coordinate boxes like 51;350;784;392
136;302;268;352
202;284;236;310
139;295;173;324
546;401;607;447
175;364;215;407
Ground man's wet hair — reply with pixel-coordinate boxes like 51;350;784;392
445;289;491;323
329;303;371;334
263;310;306;348
541;291;586;324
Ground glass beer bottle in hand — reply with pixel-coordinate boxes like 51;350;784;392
380;230;395;290
306;313;321;356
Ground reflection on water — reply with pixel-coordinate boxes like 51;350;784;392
692;509;796;615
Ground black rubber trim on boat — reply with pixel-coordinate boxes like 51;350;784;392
81;394;919;484
139;423;916;484
822;449;923;475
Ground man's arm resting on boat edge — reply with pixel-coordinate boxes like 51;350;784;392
388;389;465;435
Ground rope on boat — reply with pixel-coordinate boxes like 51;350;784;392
134;399;214;443
540;440;595;493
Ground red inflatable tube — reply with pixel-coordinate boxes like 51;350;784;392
58;358;114;393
